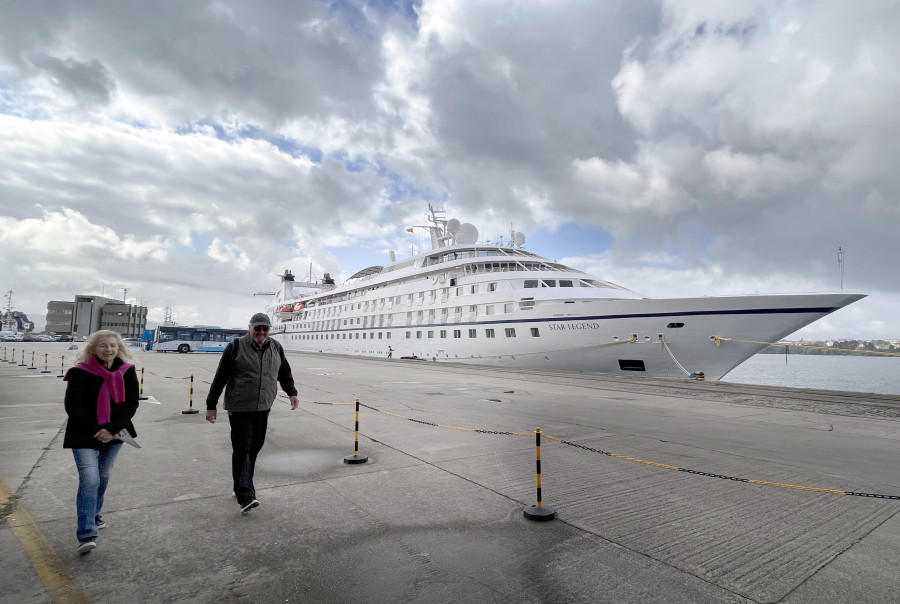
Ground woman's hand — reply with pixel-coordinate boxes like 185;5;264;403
94;428;117;443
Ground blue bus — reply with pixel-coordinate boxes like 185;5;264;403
153;325;245;353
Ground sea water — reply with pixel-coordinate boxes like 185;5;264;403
722;353;900;395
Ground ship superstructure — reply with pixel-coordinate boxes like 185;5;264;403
264;206;864;380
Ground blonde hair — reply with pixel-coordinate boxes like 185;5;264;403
76;330;136;364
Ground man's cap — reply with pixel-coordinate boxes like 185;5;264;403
249;312;271;327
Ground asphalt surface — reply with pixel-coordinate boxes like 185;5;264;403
1;342;899;603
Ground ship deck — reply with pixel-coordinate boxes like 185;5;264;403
2;342;899;603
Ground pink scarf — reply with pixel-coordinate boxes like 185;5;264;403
75;356;134;425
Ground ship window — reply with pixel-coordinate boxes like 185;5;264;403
453;330;461;338
485;305;494;315
524;280;538;288
667;323;685;329
470;285;478;294
505;328;516;337
541;280;556;287
440;330;447;338
450;278;457;286
406;331;411;338
416;331;422;339
363;333;366;339
378;332;382;339
531;328;540;337
504;303;514;313
486;328;495;338
356;333;359;339
560;280;573;287
386;332;391;339
468;329;477;338
488;282;497;292
519;301;534;310
618;359;646;371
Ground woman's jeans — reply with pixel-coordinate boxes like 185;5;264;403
72;444;122;542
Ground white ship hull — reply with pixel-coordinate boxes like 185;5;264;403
264;207;864;380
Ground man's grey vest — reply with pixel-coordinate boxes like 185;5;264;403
223;335;283;412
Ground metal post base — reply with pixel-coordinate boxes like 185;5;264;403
182;409;199;414
343;454;368;464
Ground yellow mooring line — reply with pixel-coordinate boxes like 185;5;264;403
0;473;90;603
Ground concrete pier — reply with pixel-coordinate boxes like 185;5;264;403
1;342;899;603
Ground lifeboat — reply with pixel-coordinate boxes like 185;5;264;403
293;302;306;311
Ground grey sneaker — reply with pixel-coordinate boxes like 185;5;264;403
77;540;97;555
96;516;106;529
240;499;259;514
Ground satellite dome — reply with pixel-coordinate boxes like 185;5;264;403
447;218;461;234
457;223;479;245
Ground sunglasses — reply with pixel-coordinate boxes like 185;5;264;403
253;326;270;332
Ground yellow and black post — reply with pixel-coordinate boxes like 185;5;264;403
524;427;556;521
139;367;149;400
40;353;50;373
182;374;199;414
343;398;369;464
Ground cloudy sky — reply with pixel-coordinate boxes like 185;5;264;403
1;0;897;339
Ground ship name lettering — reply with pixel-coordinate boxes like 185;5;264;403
549;322;602;330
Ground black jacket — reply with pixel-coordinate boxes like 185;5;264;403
63;357;140;449
206;334;298;412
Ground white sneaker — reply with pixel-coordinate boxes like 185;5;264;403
77;540;96;555
240;499;259;514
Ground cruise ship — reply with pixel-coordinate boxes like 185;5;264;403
265;205;864;380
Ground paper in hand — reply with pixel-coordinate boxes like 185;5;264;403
116;429;141;448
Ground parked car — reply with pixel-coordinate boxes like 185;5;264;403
35;335;53;342
57;335;73;342
123;337;145;349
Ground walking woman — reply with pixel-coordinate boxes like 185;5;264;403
63;330;139;554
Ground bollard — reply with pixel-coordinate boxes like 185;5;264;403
58;355;65;378
138;367;148;400
27;351;37;370
523;427;556;521
18;350;26;367
40;353;51;373
343;398;369;464
7;348;14;363
182;375;199;414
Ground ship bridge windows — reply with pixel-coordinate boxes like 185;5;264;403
524;280;538;288
541;280;556;287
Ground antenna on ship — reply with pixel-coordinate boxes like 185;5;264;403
837;247;844;292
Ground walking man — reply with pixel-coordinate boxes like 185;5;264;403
206;313;299;514
387;345;393;358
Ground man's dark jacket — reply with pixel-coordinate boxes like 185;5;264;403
206;334;298;412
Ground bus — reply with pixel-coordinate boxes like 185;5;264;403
153;325;245;353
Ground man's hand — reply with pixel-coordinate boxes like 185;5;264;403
206;409;217;423
289;396;299;410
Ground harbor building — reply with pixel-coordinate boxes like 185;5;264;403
49;296;148;339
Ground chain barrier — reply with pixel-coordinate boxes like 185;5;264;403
541;433;900;500
316;399;900;500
